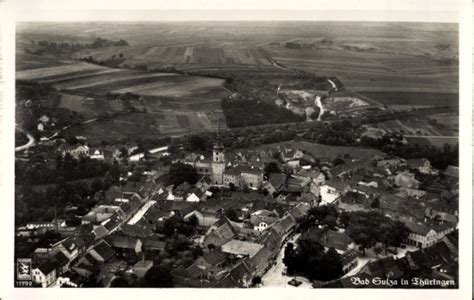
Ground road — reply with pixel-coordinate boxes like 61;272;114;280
314;96;324;121
15;128;35;152
261;233;312;288
127;200;156;225
48;117;98;139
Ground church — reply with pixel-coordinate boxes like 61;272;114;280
185;140;263;189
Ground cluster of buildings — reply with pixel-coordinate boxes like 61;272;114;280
16;138;459;288
58;141;139;161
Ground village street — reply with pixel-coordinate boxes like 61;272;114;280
261;233;312;288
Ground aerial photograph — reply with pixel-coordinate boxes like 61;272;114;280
13;19;459;288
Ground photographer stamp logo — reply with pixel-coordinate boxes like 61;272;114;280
16;258;32;281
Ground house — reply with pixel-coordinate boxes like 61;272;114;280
263;173;287;194
32;260;58;287
221;239;264;258
250;246;273;276
239;166;264;189
359;256;405;279
297;168;326;186
88;240;116;262
60;143;90;159
53;235;91;262
90;148;105;160
142;238;166;252
288;203;310;220
196;175;212;192
32;252;69;287
202;217;240;248
185;191;201;202
105;234;143;254
304;228;355;253
272;214;296;239
132;259;153;279
37;122;45;132
223;165;264;189
406;158;431;174
341;249;359;274
38;114;50;123
172;250;229;287
249;213;278;232
183;210;219;230
319;181;347;206
376;157;405;168
121;223;153;239
92;213;124;239
280;148;304;162
404;222;456;249
394;171;419;189
406;240;457;274
228;258;255;287
82;205;126;225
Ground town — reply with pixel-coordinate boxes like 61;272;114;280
14;21;459;289
15;125;458;288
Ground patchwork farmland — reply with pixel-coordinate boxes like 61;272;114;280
16;57;230;142
16;21;459;144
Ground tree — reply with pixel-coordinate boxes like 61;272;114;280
264;162;281;179
283;242;295;274
167;163;198;186
332;157;345;167
110;276;130;287
187;214;199;227
319;247;343;281
143;266;174;287
224;207;239;222
370;197;380;209
307;205;339;227
374;244;383;257
251;276;262;287
347;226;376;255
185;135;211;152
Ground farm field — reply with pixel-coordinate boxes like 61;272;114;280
17;60;229;100
64;109;223;145
16;21;459;138
404;136;459;148
16;53;72;71
250;141;383;161
358;92;459;108
373;118;455;136
263;38;458;93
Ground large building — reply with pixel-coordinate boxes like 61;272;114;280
187;140;263;188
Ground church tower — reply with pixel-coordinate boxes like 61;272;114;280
211;140;225;185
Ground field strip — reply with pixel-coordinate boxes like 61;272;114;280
403;135;458;139
39;68;125;84
61;73;177;90
348;86;459;93
395;120;417;134
111;79;179;94
16;63;106;80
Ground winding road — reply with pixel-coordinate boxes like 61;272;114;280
15;127;35;152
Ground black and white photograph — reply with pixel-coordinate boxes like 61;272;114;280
0;0;472;299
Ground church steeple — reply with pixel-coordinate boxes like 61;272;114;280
212;118;225;185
